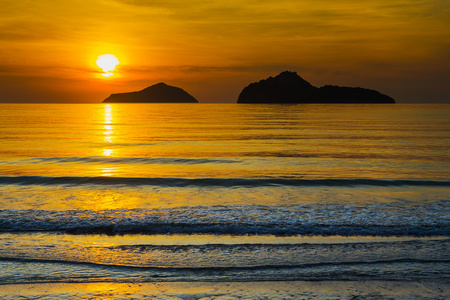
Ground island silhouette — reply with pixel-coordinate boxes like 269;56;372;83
101;72;395;103
103;82;198;103
237;71;395;103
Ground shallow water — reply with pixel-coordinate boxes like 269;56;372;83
0;103;449;287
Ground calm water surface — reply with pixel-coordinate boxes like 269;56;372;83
0;104;449;287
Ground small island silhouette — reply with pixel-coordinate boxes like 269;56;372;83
103;82;198;103
237;71;395;103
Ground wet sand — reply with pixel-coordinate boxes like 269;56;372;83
1;280;449;299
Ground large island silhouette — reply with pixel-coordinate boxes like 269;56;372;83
238;71;395;103
103;82;198;103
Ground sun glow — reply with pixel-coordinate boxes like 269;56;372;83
96;54;120;77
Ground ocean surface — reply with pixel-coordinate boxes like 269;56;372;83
0;104;449;292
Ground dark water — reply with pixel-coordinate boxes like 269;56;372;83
0;103;449;285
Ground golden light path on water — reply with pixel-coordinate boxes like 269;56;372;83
102;104;116;176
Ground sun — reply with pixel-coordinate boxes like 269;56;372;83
96;54;120;77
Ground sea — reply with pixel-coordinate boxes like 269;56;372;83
0;103;449;297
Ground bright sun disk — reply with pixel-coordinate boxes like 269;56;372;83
96;54;120;77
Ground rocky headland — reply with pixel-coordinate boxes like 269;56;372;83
237;71;395;103
103;82;198;103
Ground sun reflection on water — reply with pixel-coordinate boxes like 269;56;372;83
104;125;114;143
103;149;114;157
102;104;116;175
104;104;113;123
101;167;116;176
103;104;115;151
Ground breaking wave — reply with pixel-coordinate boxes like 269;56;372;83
1;204;448;236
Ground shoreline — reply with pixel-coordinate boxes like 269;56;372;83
2;280;449;299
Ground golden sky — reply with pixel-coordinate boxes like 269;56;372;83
0;0;449;103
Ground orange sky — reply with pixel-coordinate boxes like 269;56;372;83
0;0;449;103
